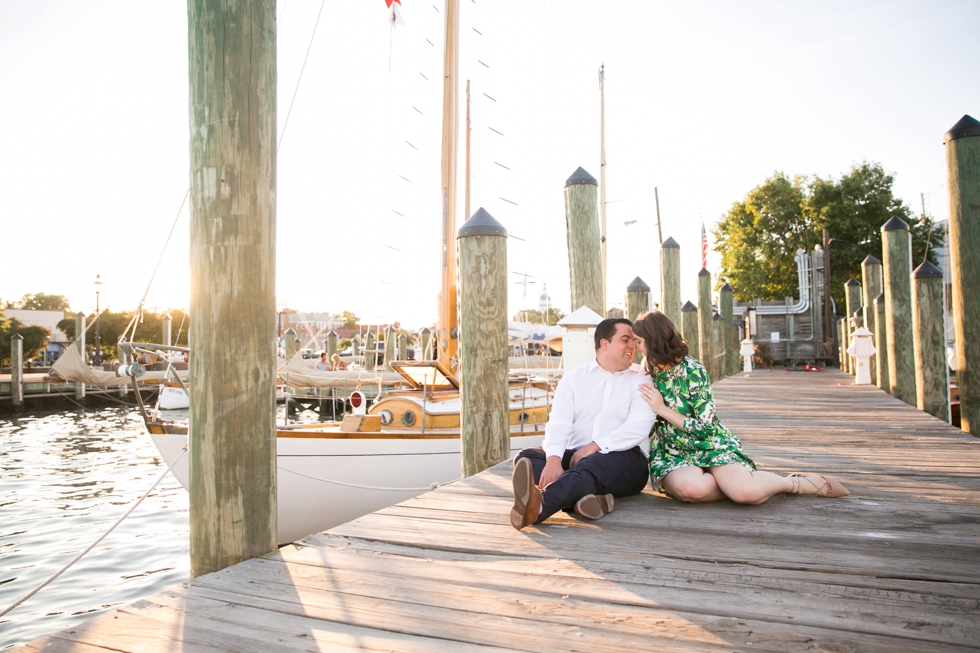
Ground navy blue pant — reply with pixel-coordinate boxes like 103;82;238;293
515;446;649;523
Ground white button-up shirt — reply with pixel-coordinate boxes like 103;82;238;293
542;359;656;459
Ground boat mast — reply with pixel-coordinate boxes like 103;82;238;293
599;63;607;316
439;0;460;372
465;79;471;225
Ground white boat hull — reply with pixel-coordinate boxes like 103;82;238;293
150;431;543;543
157;385;189;410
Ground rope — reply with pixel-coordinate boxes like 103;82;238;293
0;447;188;620
277;0;326;152
278;463;456;492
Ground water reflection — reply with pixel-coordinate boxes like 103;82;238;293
0;406;189;650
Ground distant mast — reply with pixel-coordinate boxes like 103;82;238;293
599;63;607;316
439;0;460;372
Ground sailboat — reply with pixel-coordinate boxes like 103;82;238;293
144;0;552;544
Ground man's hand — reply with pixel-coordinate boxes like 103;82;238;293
539;456;564;489
569;442;601;468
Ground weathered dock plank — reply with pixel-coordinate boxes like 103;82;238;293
16;369;980;652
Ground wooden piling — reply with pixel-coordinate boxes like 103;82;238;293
420;327;431;360
712;312;725;381
844;278;862;374
810;247;824;362
882;216;916;405
626;277;650;364
384;326;396;369
398;332;408;360
326;330;338;361
10;334;23;408
660;237;681;326
874;293;890;392
364;331;376;371
283;328;297;360
697;269;714;378
162;313;172;347
351;336;360;358
720;283;736;377
187;0;277;577
681;301;699;361
457;208;510;477
944;114;980;434
861;255;882;384
563;167;603;315
75;311;86;400
912;261;950;422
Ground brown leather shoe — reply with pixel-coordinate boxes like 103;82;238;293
510;457;542;530
574;493;615;520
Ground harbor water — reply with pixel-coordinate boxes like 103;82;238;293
0;407;189;650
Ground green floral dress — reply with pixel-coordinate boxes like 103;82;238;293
649;356;756;483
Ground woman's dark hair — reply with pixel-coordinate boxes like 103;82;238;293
633;310;688;374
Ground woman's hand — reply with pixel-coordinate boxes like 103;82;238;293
639;383;666;412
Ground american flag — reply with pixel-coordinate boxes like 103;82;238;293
701;221;708;269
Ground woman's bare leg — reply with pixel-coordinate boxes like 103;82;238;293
661;466;728;503
708;464;796;505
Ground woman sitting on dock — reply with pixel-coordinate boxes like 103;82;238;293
632;311;849;504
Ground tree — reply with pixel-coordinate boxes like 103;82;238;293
16;293;71;312
0;318;50;365
714;162;942;313
338;310;359;329
57;309;190;362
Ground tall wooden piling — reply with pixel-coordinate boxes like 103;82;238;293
327;330;338;361
844;278;863;373
398;332;408;360
626;277;650;323
660;237;681;326
10;334;23;408
162;313;172;347
364;331;376;371
563;167;603;315
420;327;431;360
187;0;277;577
458;208;510;477
283;328;297;360
861;255;882;384
697;269;714;378
384;326;396;370
712;312;725;381
75;311;86;400
681;301;699;360
874;293;890;392
720;283;736;377
882;216;916;405
912;261;950;422
351;336;360;358
945;114;980;434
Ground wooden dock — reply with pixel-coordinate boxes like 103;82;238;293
17;369;980;652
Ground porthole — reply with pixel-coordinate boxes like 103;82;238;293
401;411;417;426
517;411;530;423
379;409;393;426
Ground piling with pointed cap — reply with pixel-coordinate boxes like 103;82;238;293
10;334;23;408
882;216;916;405
75;311;86;400
563;168;603;316
945;114;980;434
712;312;725;381
326;330;338;360
419;327;431;360
625;277;650;364
720;283;736;376
398;332;408;360
844;278;863;374
912;260;950;421
874;293;890;392
660;237;681;325
351;336;360;358
457;207;510;477
383;325;397;369
697;269;714;378
364;331;376;370
283;328;298;360
187;0;277;577
162;313;172;348
861;255;883;384
681;301;699;361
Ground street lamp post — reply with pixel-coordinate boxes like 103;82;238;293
93;274;102;366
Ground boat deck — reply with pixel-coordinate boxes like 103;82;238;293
17;368;980;652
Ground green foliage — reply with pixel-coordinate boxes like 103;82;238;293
338;310;359;329
714;162;942;312
514;308;565;326
15;293;71;312
57;309;189;362
0;319;51;365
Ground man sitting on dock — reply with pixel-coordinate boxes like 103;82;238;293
510;318;656;529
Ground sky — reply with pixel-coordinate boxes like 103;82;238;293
1;0;978;328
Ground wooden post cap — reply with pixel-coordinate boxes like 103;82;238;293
11;333;23;340
458;207;506;238
698;268;710;277
627;276;650;292
565;167;598;187
720;283;733;292
882;216;909;232
845;278;861;287
944;114;980;144
661;237;680;249
874;292;885;305
912;260;944;279
862;255;882;266
681;301;698;312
